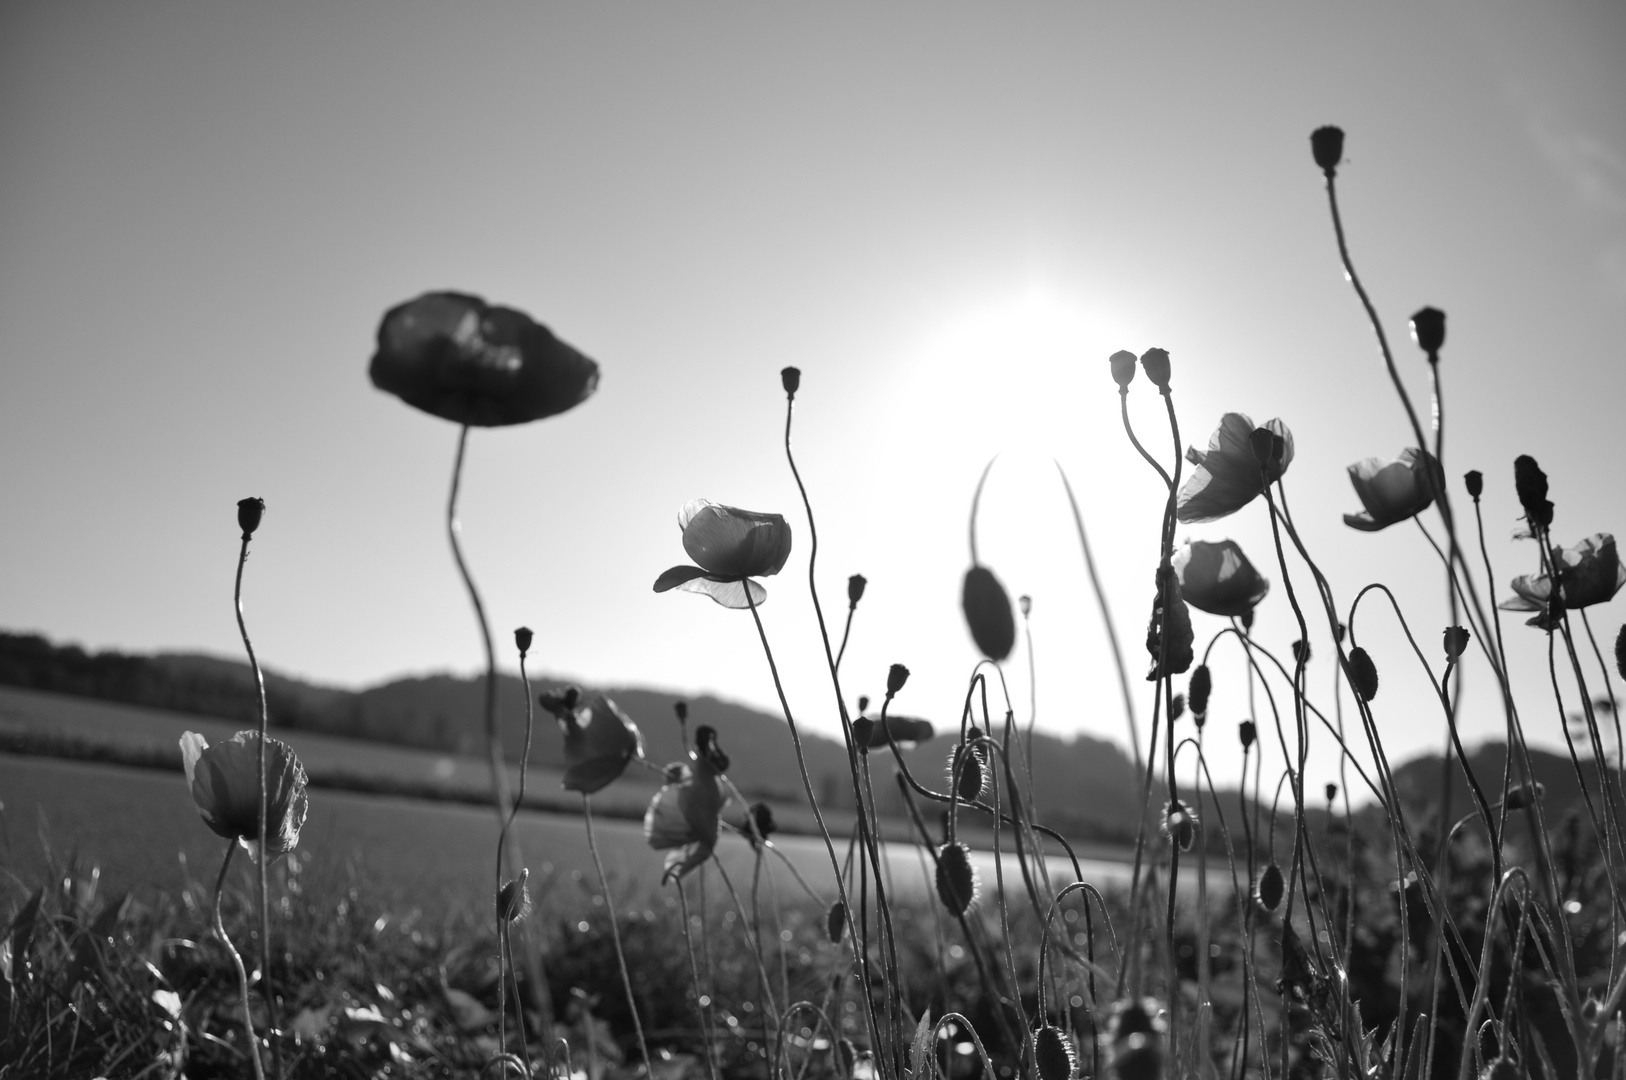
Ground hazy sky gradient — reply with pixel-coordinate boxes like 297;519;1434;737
4;1;1624;803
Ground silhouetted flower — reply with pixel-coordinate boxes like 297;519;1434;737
1514;455;1553;531
514;626;534;656
1501;533;1626;629
497;868;531;923
1172;539;1270;617
179;731;308;862
653;500;793;608
369;291;599;426
644;726;730;883
962;565;1016;661
545;689;644;794
1176;413;1294;524
1144;566;1194;680
1342;449;1444;531
1256;862;1284;911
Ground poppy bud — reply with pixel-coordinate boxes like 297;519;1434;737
497;868;531;923
1248;427;1278;469
962;565;1017;662
1348;647;1379;702
1109;349;1137;390
1139;347;1172;392
1325;783;1338;803
1335;622;1347;645
935;841;978;915
1256;862;1284;911
1239;720;1256;750
1310;125;1344;176
1240;608;1255;632
1410;307;1446;355
780;366;801;398
1444;625;1470;660
1292;639;1312;666
1504;782;1544;811
1615;625;1626;682
826;900;847;943
1032;1025;1077;1080
887;663;910;697
1020;594;1032;618
1514;455;1550;522
674;700;688;722
749;802;776;842
951;738;989;802
857;695;870;714
851;716;874;750
848;574;867;606
1188;665;1211;720
1168;694;1185;723
236;497;265;539
514;626;533;657
1465;470;1483;499
1164;801;1197;851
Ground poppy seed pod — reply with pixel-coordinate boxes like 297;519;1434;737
935;841;978;915
1444;625;1470;660
514;626;533;657
1257;862;1285;911
1240;608;1255;631
1139;347;1172;391
1410;307;1446;355
887;663;910;697
780;366;801;398
857;695;870;714
1189;665;1212;719
962;565;1017;661
848;574;867;606
370;291;599;427
1325;783;1338;803
180;731;308;862
1032;1025;1077;1080
1465;470;1484;499
1239;720;1256;750
826;900;847;943
236;497;265;539
1310;125;1345;175
1109;349;1138;390
1335;622;1347;644
1348;646;1379;702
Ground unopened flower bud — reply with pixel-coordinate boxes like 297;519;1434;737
514;627;533;656
826;900;847;943
674;700;688;722
237;497;265;539
886;663;910;697
1019;594;1032;618
1139;347;1172;392
962;565;1017;662
780;366;801;398
1257;862;1284;911
1292;639;1312;666
1335;622;1347;645
1464;470;1483;499
750;802;776;842
1109;349;1137;390
1325;783;1338;803
1168;694;1185;723
1032;1025;1077;1080
1410;307;1446;355
935;841;978;915
847;574;867;606
850;716;874;749
1444;625;1470;661
497;868;531;923
1514;455;1550;524
1239;720;1256;750
951;739;989;802
1310;126;1345;176
857;695;870;714
1348;646;1379;702
1189;665;1212;719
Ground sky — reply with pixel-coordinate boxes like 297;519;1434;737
3;1;1625;809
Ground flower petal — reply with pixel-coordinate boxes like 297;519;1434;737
1173;539;1269;617
1175;414;1292;524
681;503;792;579
654;565;710;592
677;576;768;609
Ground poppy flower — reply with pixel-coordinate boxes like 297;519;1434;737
179;731;309;862
369;291;599;427
1342;449;1445;531
653;500;793;609
644;726;731;883
1501;533;1626;629
543;688;644;794
1176;414;1294;524
1172;539;1270;618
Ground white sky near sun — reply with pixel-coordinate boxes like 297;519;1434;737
2;0;1624;807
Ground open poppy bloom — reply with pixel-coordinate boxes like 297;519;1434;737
1173;539;1270;618
179;731;309;862
542;688;644;794
1501;533;1626;629
1176;414;1294;524
1342;449;1444;531
369;291;600;427
644;726;732;882
653;500;792;609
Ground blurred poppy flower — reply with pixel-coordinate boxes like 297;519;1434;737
179;731;308;862
543;688;644;794
851;715;935;749
644;726;731;883
1501;533;1626;629
1172;539;1270;618
1342;449;1444;531
653;500;792;609
962;565;1016;661
1176;414;1294;524
369;291;599;427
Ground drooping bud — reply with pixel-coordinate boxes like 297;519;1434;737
951;737;989;802
886;664;910;697
497;868;531;923
1239;720;1256;750
1514;455;1553;530
848;574;867;606
1256;862;1284;912
1465;470;1483;499
780;366;801;398
1168;694;1185;724
1410;307;1446;355
935;841;978;916
826;900;847;943
1189;665;1212;720
1109;349;1137;390
237;497;265;539
1310;126;1345;176
1032;1025;1077;1080
514;626;534;657
962;565;1017;662
1348;647;1379;702
1139;348;1172;392
1444;625;1470;661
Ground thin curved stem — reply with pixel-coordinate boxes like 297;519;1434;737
584;795;653;1077
213;841;266;1080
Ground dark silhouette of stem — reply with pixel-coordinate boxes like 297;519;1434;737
213;841;265;1080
